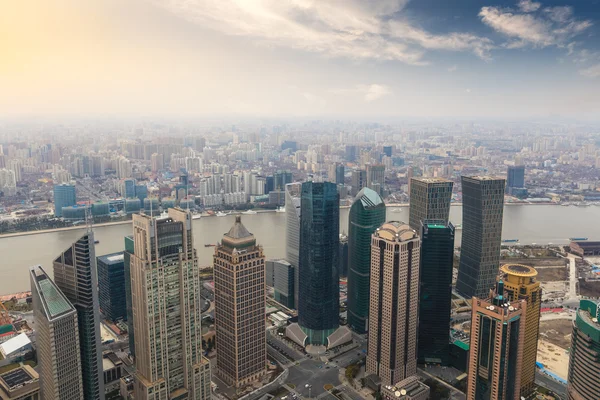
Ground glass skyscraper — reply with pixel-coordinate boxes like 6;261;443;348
53;231;105;400
298;181;340;345
285;182;302;308
456;176;505;299
418;220;455;365
97;252;126;323
53;183;76;217
568;299;600;400
347;187;385;334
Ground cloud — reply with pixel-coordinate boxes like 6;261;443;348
518;0;541;13
448;65;458;72
148;0;494;65
479;3;592;49
580;64;600;78
329;84;391;102
358;84;391;102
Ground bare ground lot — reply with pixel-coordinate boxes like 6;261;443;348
539;319;573;349
536;267;568;282
578;279;600;297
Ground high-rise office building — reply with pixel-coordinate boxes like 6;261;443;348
130;209;211;400
285;182;302;308
53;184;76;217
506;165;525;191
351;170;367;196
123;235;135;358
382;146;392;158
366;222;420;386
274;170;293;190
567;299;600;400
366;164;385;195
347;188;386;334
53;232;105;400
345;145;358;162
418;221;455;365
499;264;541;397
335;164;345;185
214;216;267;387
408;177;453;231
298;181;340;345
456;176;505;299
97;252;126;323
30;265;84;400
266;260;295;309
466;280;526;400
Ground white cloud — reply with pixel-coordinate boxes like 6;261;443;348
479;3;592;49
448;65;458;72
329;84;391;102
148;0;494;65
358;84;391;102
580;63;600;78
518;0;541;13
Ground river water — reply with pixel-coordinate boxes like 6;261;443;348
1;204;599;294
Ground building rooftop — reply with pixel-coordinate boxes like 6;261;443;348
355;187;384;209
463;175;504;182
0;366;37;391
374;221;418;242
0;333;31;357
97;252;124;265
500;263;537;278
225;216;253;240
411;177;452;184
221;216;257;250
30;265;75;320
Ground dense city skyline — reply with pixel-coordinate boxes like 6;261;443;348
2;0;600;120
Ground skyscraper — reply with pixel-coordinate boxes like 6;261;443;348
567;299;600;400
214;216;267;388
408;177;453;231
30;265;83;400
347;187;386;334
266;259;295;309
499;264;541;397
53;232;105;400
298;181;340;345
335;163;345;185
366;222;420;386
456;176;505;299
53;183;76;217
97;252;126;323
418;220;455;365
285;182;302;308
506;165;525;191
123;235;135;358
366;164;385;195
351;169;367;196
466;281;526;400
130;209;211;400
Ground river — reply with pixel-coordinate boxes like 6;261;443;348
1;204;599;294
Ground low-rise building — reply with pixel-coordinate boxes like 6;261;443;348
0;365;40;400
381;376;430;400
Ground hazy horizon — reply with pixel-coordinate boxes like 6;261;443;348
2;0;600;121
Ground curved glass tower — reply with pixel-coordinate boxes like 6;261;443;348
347;187;385;333
298;181;340;345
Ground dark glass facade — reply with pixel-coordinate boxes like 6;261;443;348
53;232;104;400
456;176;505;299
418;221;455;365
124;235;135;357
97;252;126;322
506;165;525;190
335;164;345;185
298;181;340;345
347;188;385;334
567;300;600;400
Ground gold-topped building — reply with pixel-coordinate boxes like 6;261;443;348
499;264;541;398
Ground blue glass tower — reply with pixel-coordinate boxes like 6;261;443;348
298;181;340;345
97;252;126;322
347;187;385;334
53;184;76;217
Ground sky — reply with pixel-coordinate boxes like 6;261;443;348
1;0;599;121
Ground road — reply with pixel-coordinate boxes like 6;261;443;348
536;371;567;399
566;254;579;299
